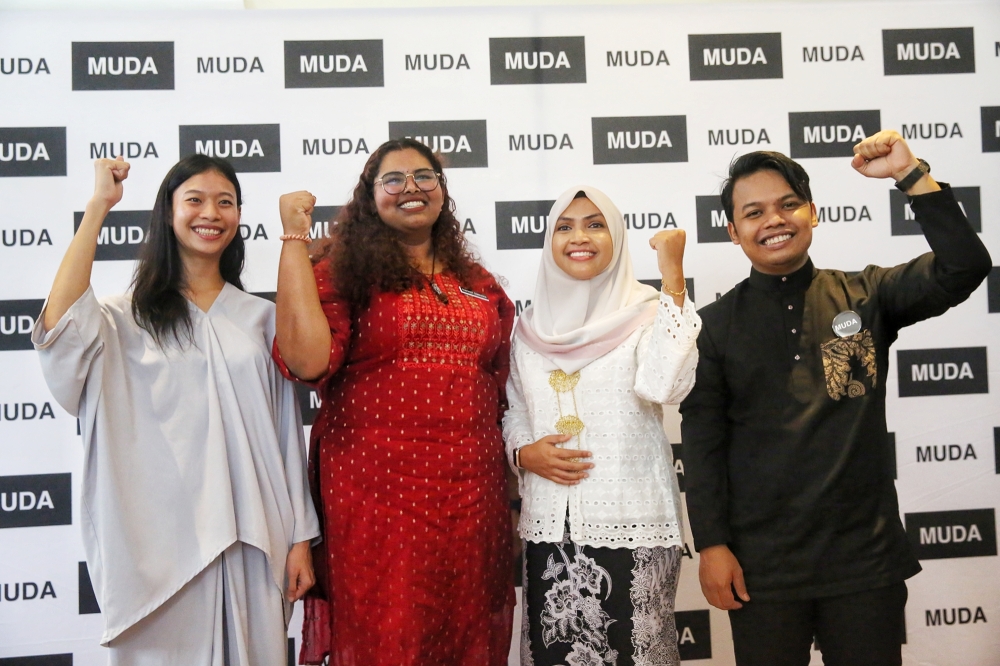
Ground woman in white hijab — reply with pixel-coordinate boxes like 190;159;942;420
504;186;700;665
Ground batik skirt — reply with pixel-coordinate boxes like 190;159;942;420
521;531;682;666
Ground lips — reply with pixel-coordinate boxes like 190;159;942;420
398;199;427;211
761;233;792;247
192;226;223;239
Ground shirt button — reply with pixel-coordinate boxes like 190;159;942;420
788;305;794;310
791;328;797;334
794;354;801;360
782;277;787;282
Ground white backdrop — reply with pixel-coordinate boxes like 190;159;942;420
1;1;998;664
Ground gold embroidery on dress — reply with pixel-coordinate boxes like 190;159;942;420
821;329;877;400
399;276;487;370
549;369;585;437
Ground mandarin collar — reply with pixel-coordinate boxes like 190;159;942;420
748;258;816;292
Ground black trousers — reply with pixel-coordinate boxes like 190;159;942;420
728;582;908;666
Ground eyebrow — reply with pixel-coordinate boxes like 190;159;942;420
182;189;236;198
557;212;605;221
740;192;799;212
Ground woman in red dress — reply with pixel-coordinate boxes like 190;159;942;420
273;138;515;665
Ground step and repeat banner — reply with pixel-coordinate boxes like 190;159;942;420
1;1;998;664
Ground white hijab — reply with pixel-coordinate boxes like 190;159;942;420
515;185;659;374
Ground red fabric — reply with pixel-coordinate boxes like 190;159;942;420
276;261;516;666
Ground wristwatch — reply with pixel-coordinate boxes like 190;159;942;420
894;158;930;192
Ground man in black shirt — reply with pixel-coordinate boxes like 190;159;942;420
680;130;991;665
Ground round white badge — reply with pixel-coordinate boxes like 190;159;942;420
832;310;862;338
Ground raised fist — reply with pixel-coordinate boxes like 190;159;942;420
279;191;317;236
92;157;129;210
649;228;687;279
851;130;919;181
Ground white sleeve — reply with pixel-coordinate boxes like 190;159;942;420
502;346;536;478
635;292;702;405
274;373;321;545
31;286;105;417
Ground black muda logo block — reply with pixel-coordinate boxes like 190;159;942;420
489;36;586;85
179;124;281;173
293;382;321;427
897;347;988;397
0;299;45;351
675;609;712;659
981;107;1000;153
0;656;73;666
494;200;554;250
0;127;66;177
788;110;881;159
905;508;997;560
73;209;151;261
695;195;731;244
78;561;100;614
0;473;71;529
987;267;1000;314
72;42;174;90
592;116;688;165
388;120;488;169
889;187;980;236
284;40;384;88
882;28;975;76
310;205;342;240
688;32;782;81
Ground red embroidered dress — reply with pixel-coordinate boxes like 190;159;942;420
274;259;515;666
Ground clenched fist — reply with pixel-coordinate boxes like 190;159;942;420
92;157;129;211
279;191;317;236
649;229;686;297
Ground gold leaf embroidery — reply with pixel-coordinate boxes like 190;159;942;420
821;329;877;400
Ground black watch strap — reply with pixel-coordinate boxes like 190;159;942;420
894;158;930;192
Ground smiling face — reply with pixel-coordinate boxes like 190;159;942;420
373;148;444;243
171;169;241;265
551;196;615;281
727;169;818;275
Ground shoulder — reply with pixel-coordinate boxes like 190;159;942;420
696;280;744;325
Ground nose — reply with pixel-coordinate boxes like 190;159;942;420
201;200;220;220
401;174;420;194
763;207;785;227
569;226;588;243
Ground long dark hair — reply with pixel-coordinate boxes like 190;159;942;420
313;138;481;312
130;154;245;346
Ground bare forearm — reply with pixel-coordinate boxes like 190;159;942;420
43;199;110;330
275;241;331;380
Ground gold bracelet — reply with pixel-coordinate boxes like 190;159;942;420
661;280;687;298
279;233;311;242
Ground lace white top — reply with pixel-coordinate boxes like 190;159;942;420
504;292;701;549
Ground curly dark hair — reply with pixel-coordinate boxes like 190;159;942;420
313;138;481;311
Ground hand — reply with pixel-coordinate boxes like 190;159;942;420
518;434;593;485
279;191;317;236
285;540;315;602
851;130;919;181
91;157;129;211
649;229;686;301
698;544;750;610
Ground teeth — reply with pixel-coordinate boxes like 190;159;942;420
195;228;222;237
399;201;424;209
763;234;791;246
569;251;594;258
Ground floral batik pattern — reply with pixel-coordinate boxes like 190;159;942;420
522;537;682;666
539;544;616;665
630;547;681;666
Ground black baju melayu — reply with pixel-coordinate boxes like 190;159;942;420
679;185;991;662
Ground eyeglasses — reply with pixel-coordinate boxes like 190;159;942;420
374;169;441;195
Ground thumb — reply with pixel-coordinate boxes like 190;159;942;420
732;565;750;602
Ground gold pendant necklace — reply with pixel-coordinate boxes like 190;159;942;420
549;369;585;437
